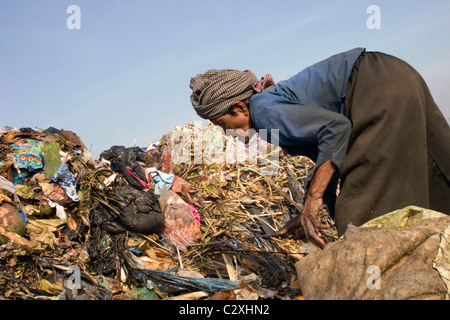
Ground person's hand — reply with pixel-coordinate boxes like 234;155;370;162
280;159;335;249
279;195;330;249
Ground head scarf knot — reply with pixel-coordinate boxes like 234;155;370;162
190;69;275;120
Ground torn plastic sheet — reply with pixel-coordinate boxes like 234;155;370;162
48;199;68;220
146;167;174;195
133;269;240;294
0;175;20;204
122;249;238;293
51;163;79;201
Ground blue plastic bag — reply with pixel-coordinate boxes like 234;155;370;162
52;163;79;201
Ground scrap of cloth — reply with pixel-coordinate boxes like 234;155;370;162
190;69;258;119
250;47;450;236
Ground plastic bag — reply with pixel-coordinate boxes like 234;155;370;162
11;139;44;172
158;190;201;251
52;163;79;201
11;139;44;183
146;167;174;195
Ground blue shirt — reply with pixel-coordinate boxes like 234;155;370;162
250;47;365;192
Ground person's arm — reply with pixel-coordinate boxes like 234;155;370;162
251;96;352;248
280;159;336;248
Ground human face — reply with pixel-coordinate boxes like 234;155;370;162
210;101;253;133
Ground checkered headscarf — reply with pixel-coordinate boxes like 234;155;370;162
189;69;258;119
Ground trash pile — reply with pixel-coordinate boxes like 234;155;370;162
0;124;335;300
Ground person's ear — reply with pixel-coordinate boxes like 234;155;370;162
231;101;249;115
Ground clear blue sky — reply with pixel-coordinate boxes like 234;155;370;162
1;0;449;157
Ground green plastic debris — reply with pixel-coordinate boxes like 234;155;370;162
122;287;159;300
